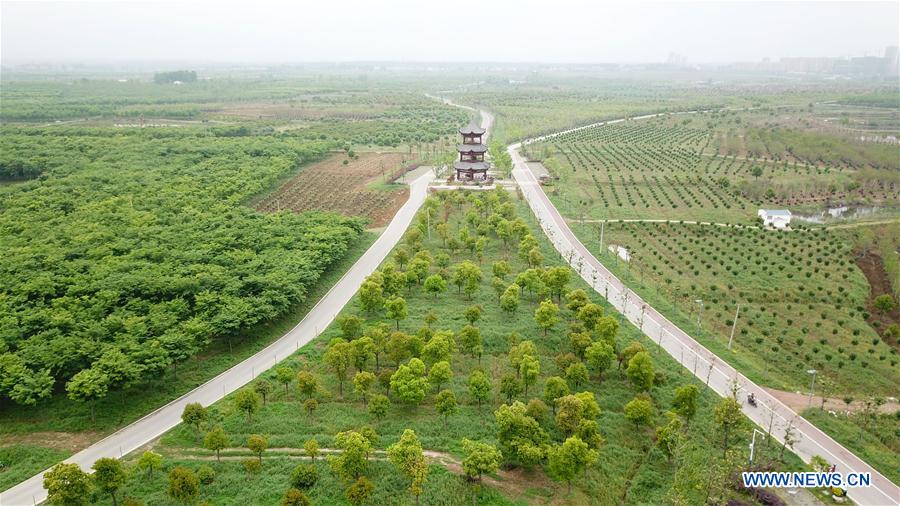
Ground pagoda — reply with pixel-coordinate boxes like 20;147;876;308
453;120;489;181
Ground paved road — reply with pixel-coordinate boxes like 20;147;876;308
509;138;900;506
1;172;436;506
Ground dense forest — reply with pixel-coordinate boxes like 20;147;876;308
0;129;366;408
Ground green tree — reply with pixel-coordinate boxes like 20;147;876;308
492;260;512;279
281;488;311;506
248;434;268;464
276;366;294;395
458;325;484;361
494;401;548;468
500;284;521;314
325;339;354;398
874;294;896;314
137;450;162;478
350;336;376;372
423;274;447;298
519;354;540;395
304;438;320;461
453;261;483;299
554;394;585;436
92;458;126;506
577;303;604;331
338;314;365;340
468;369;492;408
585;341;614;381
391;358;428;406
547;436;598;493
500;373;522;403
534;299;560;335
626;351;655;390
359;280;384;313
296;370;318;399
435;389;458;426
672;384;699;423
655;411;684;461
368;393;390;421
254;379;273;405
66;368;109;422
167;466;200;505
346;476;375;506
624;396;654;428
204;426;229;462
422;331;455;366
181;402;208;434
542;266;571;301
290;463;319;489
565;361;589;389
714;397;746;457
331;430;370;481
387;429;429;506
461;439;502;482
543;376;570;413
234;388;260;422
428;361;452;391
565;289;590;314
384;295;409;329
353;371;376;403
44;463;91;506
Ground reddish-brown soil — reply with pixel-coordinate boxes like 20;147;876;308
763;387;898;414
1;431;101;452
255;152;410;227
854;251;900;347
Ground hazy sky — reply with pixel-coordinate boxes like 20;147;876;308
1;1;897;64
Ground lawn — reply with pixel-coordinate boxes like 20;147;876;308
104;188;810;505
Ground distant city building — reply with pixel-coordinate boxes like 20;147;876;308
758;209;792;229
731;46;899;77
667;52;688;66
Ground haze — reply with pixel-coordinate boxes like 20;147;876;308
1;0;898;64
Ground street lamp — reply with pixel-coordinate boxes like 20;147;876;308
748;428;766;467
694;299;704;330
807;369;817;407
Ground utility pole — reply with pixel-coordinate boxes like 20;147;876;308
727;304;741;350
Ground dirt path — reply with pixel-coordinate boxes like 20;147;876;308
762;388;898;415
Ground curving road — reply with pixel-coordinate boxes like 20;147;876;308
1;171;436;506
508;124;899;505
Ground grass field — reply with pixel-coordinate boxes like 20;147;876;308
104;188;809;505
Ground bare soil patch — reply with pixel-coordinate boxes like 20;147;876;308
763;387;898;415
854;251;900;347
0;431;102;452
255;152;410;227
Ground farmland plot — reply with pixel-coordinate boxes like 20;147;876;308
255;152;410;227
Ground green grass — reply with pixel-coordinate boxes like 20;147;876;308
801;408;900;485
570;220;898;396
0;445;71;492
126;189;807;505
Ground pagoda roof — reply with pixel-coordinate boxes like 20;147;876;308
457;143;488;153
459;121;486;135
453;160;490;171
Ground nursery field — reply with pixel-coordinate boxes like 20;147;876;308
84;189;811;506
577;220;898;396
531;107;900;224
255;151;411;227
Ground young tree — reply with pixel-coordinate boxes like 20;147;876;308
248;434;269;464
391;358;428;406
204;426;229;462
435;389;458;426
276;366;294;395
500;373;522;403
346;476;375;506
387;429;429;506
181;402;209;434
167;466;200;505
290;463;319;489
92;458;126;506
468;369;492;409
302;438;319;462
66;368;109;423
492;260;512;279
296;370;318;399
874;294;896;314
464;305;484;325
424;274;447;298
458;325;484;361
565;362;589;389
368;393;390;421
500;284;521;314
624;396;654;428
494;401;548;468
325;339;354;398
519;355;540;395
542;266;571;301
359;280;384;314
543;376;571;413
577;303;605;331
234;388;260;422
384;296;409;329
137;450;163;478
422;332;454;366
565;289;590;314
350;336;376;372
281;488;311;506
44;463;91;506
547;436;598;494
304;398;318;419
585;341;614;381
254;379;273;406
353;371;376;403
534;299;561;335
554;394;585;436
428;361;453;391
655;411;684;462
626;351;655;391
461;439;502;482
331;430;371;481
672;384;700;423
714;397;746;458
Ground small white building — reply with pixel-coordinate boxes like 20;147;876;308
758;209;792;229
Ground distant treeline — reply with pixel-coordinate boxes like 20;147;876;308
154;70;198;84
